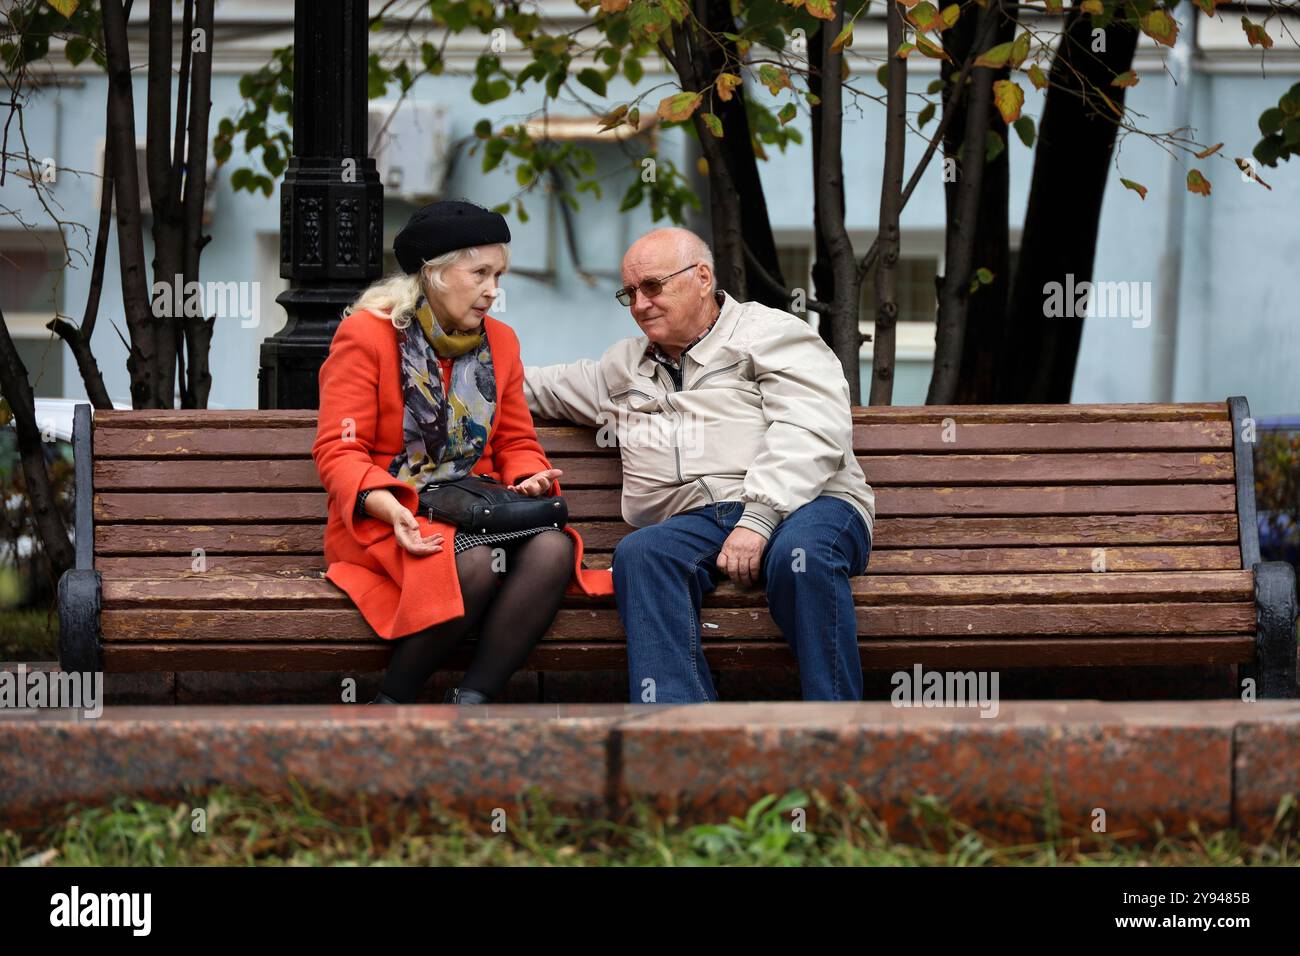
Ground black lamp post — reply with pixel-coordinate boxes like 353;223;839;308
259;0;383;409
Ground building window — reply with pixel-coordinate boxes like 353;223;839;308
0;234;64;398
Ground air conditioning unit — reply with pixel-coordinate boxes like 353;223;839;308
94;140;217;224
368;101;450;201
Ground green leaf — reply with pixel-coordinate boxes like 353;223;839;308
1259;107;1284;136
623;58;643;85
701;112;724;137
577;67;607;97
777;103;797;126
64;36;90;66
985;130;1005;162
926;77;946;95
1013;115;1035;147
918;102;936;128
1119;178;1148;200
482;138;508;173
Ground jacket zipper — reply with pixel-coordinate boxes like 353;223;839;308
654;364;684;483
686;360;742;391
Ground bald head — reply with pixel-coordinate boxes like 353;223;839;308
625;228;716;292
619;227;721;359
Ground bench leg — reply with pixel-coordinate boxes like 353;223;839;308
1253;561;1298;699
58;568;103;674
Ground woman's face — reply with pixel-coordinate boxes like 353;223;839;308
424;245;507;332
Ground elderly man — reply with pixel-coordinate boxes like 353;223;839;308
523;228;875;702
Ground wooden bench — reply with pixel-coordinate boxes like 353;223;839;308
58;398;1298;697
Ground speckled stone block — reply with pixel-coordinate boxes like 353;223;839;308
0;704;635;831
1232;709;1300;841
617;701;1265;842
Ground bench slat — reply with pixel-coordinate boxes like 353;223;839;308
91;451;1237;491
98;635;1255;672
93;483;1236;524
100;601;1255;641
92;513;1241;556
100;570;1253;608
90;419;1232;458
92;544;1245;577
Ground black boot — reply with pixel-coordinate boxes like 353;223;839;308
442;686;490;704
370;690;403;705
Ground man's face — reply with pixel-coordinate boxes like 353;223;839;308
620;239;713;350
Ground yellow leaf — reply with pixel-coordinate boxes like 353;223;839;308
1111;71;1139;88
1044;0;1063;11
1141;9;1179;47
907;1;940;32
1120;178;1147;200
1009;32;1031;69
597;104;629;131
941;4;961;28
1186;169;1211;196
1028;63;1048;90
1194;142;1223;159
974;41;1013;69
1241;17;1274;49
44;0;79;16
804;0;837;20
657;91;703;123
715;73;742;102
1081;0;1103;13
830;23;853;53
697;156;709;177
915;34;950;60
993;80;1024;124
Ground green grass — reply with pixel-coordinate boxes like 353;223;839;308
0;607;58;661
3;786;1297;867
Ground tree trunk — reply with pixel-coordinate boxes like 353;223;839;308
147;0;181;408
869;0;907;406
816;3;862;404
948;2;1014;404
182;0;217;408
0;306;75;579
808;22;841;353
928;2;998;404
101;0;162;409
1002;6;1138;402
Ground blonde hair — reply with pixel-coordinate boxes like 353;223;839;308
345;243;512;329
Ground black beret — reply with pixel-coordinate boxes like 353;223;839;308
393;200;512;274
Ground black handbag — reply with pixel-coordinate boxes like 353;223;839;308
418;474;568;534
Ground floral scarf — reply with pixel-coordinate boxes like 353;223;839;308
387;296;497;492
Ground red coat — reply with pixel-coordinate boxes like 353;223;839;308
312;308;614;640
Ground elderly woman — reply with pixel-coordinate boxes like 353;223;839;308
312;200;611;704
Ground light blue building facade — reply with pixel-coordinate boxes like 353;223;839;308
3;1;1297;415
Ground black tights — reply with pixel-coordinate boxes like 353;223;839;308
378;530;574;702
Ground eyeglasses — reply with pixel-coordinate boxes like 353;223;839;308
615;263;700;307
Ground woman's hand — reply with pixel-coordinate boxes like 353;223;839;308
507;468;563;497
392;508;444;556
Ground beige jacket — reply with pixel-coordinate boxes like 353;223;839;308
523;292;875;540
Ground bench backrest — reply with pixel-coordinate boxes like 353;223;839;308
87;402;1251;578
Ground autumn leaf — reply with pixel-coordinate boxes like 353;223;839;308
1111;71;1139;88
1044;0;1063;11
895;42;917;59
1080;0;1103;13
1120;178;1148;200
974;40;1013;69
804;0;837;20
993;80;1024;124
778;103;797;125
599;0;630;11
1141;9;1179;47
1009;32;1030;69
758;65;792;95
657;91;703;123
597;104;629;131
1241;17;1274;49
44;0;79;16
1186;169;1211;196
830;23;853;53
702;112;724;138
908;1;941;32
941;4;961;28
915;34;950;60
1194;142;1223;159
715;72;742;102
1235;157;1273;190
1028;63;1048;91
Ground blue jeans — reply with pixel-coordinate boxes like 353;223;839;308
612;495;872;703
